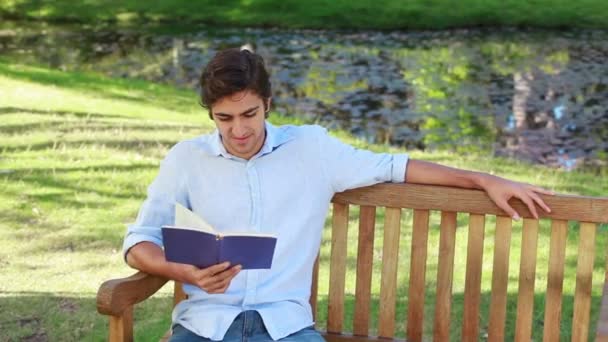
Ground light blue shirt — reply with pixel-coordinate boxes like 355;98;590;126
123;122;409;340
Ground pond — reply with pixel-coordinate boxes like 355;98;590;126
1;22;607;170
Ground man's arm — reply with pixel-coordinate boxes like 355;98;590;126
126;242;241;294
404;159;553;220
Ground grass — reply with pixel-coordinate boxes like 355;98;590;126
1;0;608;30
0;60;607;341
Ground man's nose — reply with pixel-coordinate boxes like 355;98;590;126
232;119;246;136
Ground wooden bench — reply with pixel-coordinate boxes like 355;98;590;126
97;183;608;341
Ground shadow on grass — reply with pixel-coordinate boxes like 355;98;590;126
0;106;132;120
2;138;179;154
0;291;173;341
3;163;156;201
1;120;201;136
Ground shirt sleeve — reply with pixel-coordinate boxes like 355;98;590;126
316;127;409;193
122;143;190;261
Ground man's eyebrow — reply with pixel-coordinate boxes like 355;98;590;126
214;106;259;117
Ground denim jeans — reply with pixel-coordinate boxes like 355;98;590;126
169;310;325;342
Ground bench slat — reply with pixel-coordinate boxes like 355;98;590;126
488;216;513;341
378;207;402;338
353;206;376;336
328;202;349;333
543;219;568;341
514;219;540;342
311;256;320;323
109;306;133;342
433;211;457;341
407;209;430;341
461;214;485;342
572;222;597;342
174;282;186;307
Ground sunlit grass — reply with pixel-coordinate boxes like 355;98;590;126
0;60;606;340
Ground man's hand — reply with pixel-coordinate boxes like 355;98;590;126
175;262;242;294
126;242;241;294
478;174;554;220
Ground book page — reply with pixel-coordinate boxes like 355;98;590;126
174;202;216;234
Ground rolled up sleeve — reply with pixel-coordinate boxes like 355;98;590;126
316;127;409;192
391;153;409;183
122;143;190;261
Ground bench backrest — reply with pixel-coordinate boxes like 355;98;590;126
309;183;608;341
171;183;608;341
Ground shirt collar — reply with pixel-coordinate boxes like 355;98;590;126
208;121;293;159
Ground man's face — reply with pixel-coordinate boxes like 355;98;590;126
211;90;269;160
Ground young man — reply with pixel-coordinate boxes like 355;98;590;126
123;48;552;341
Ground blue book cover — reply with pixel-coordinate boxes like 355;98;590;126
161;203;277;270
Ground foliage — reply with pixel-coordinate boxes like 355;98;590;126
1;0;607;29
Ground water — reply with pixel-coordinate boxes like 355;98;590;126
1;22;607;169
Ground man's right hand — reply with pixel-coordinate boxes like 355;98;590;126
176;262;241;294
125;241;241;294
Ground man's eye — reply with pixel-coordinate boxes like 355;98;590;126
245;112;256;117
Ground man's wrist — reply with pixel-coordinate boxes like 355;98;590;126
470;171;492;190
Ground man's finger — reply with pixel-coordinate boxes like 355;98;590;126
197;262;231;281
206;262;231;275
207;273;237;293
530;185;555;196
529;191;551;213
520;195;539;219
199;265;241;291
213;265;241;283
496;198;521;220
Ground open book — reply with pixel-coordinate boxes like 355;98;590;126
161;203;277;270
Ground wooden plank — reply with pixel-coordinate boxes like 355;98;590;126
322;331;406;342
108;306;133;342
311;255;320;324
542;219;568;342
173;282;186;307
572;222;597;342
514;219;540;342
332;183;608;223
407;209;430;342
97;272;169;316
160;329;171;342
433;211;457;342
353;206;376;336
378;207;402;338
488;216;512;341
328;202;349;333
461;214;485;342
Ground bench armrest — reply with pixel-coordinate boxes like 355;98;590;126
97;271;169;316
596;277;608;340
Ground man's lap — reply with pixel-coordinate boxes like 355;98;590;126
169;311;325;342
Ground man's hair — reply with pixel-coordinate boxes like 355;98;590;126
199;48;271;119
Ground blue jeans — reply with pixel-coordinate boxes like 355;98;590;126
169;310;325;342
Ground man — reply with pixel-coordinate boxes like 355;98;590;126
123;48;552;341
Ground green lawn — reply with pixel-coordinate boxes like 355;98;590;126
1;0;607;30
0;60;606;341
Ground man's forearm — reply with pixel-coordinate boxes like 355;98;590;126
126;241;187;282
404;159;491;189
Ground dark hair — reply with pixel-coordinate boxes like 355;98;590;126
199;48;271;119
